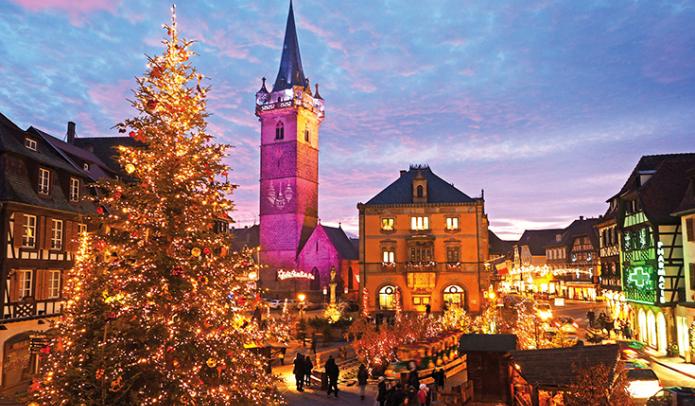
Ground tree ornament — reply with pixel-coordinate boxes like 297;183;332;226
171;267;183;277
109;376;124;392
96;206;105;215
40;345;51;355
125;163;136;174
95;369;104;380
206;357;218;368
146;99;158;111
95;240;107;252
129;131;136;138
150;66;163;78
203;247;212;255
191;247;202;257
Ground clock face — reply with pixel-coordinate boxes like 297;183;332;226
266;181;294;210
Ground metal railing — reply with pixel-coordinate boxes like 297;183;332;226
362;262;480;273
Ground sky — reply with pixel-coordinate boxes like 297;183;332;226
1;0;694;239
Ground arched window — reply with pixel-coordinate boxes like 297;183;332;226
416;185;424;198
275;122;284;140
378;285;397;310
443;285;465;307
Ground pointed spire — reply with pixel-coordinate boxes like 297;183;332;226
273;0;306;92
314;83;323;100
258;77;269;94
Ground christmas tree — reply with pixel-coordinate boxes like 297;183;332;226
33;7;283;405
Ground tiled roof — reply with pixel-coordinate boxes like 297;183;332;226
511;344;619;389
32;128;114;181
615;153;695;198
673;169;695;216
230;225;260;251
321;225;358;260
637;157;695;224
517;229;562;256
365;166;475;205
73;136;138;174
459;334;517;352
545;217;600;250
489;230;515;256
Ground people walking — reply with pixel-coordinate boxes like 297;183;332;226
432;367;445;395
357;363;369;400
324;355;340;398
407;361;420;389
587;309;595;328
624;321;633;339
311;332;318;356
417;383;430;406
293;353;305;392
304;356;313;388
377;376;387;406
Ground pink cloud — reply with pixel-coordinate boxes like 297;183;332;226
88;79;133;123
10;0;120;25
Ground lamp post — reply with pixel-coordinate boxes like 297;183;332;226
297;293;306;320
535;309;551;348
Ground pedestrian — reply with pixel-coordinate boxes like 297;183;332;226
432;367;445;394
407;361;419;389
377;376;387;406
406;384;417;405
384;382;396;406
624;322;633;340
293;353;305;392
278;347;286;366
324;355;339;398
587;309;595;328
417;383;429;406
304;356;313;388
425;303;431;315
311;332;318;355
357;363;369;401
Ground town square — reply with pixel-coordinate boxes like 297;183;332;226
0;1;694;405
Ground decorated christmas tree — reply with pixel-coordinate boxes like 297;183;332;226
33;8;283;405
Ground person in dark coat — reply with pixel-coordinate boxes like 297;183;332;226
387;383;405;406
357;363;369;400
304;356;313;387
587;310;595;328
324;355;340;397
407;362;420;391
292;353;305;392
311;332;318;355
377;376;387;406
432;367;445;393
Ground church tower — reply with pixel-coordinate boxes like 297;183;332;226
256;0;325;291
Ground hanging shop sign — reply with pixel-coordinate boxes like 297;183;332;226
657;241;666;304
277;269;315;281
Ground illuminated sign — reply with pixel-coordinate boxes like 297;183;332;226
657;241;665;304
277;269;315;281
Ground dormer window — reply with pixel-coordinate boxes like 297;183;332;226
83;163;89;171
416;185;424;198
38;168;50;195
275;122;284;140
24;138;37;151
70;177;80;202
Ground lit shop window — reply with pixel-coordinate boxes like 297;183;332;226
446;217;459;231
381;218;394;231
410;216;429;231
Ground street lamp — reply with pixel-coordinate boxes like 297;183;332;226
297;293;306;320
535;309;552;348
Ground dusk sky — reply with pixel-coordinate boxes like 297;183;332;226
1;1;694;239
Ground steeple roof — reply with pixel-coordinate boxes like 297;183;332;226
273;1;306;92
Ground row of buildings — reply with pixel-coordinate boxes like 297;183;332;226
0;114;135;394
503;153;695;361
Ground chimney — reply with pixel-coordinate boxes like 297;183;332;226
67;121;76;144
579;215;584;220
400;170;407;177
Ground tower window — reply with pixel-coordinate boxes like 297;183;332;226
416;185;424;198
304;128;310;142
275;122;284;140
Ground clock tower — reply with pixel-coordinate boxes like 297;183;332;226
255;0;325;291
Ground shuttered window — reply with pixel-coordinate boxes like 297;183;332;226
48;270;61;299
51;219;63;250
18;270;32;298
687;218;694;242
22;215;37;248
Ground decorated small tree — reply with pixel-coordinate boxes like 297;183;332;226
563;362;630;405
34;8;283;405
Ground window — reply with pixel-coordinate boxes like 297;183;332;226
69;177;80;202
22;214;37;248
382;248;395;264
51;219;63;250
687;218;694;242
409;244;433;263
413;296;430;305
443;285;465;307
304;127;310;142
24;138;37;151
18;270;32;299
83;163;89;171
378;285;397;310
38;168;50;194
416;185;424;198
446;246;460;263
690;263;695;290
446;217;459;231
78;223;87;235
48;270;61;299
410;216;429;231
381;218;395;231
275;122;284;140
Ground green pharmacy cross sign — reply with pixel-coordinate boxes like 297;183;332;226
627;267;653;289
624;265;657;304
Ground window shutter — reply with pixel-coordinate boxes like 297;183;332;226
9;272;19;303
35;270;45;301
687;218;694;242
42;217;52;250
12;213;25;248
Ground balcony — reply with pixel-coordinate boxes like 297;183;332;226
363;261;479;273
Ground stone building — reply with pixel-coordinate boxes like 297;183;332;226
357;165;489;314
